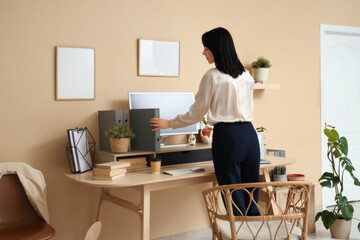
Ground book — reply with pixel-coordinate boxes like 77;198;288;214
120;156;147;164
117;157;147;169
128;162;148;169
95;161;131;170
93;173;125;180
93;167;127;177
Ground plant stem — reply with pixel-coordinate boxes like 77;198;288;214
328;147;339;196
340;168;345;194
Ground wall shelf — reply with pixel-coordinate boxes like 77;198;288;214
254;83;280;90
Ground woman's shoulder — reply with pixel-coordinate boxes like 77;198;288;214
202;68;254;83
204;68;220;76
201;68;220;81
239;69;254;82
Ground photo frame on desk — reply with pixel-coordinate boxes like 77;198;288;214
66;127;96;173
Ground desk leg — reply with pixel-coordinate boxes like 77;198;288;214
140;185;150;240
94;186;150;240
260;168;280;215
96;188;105;221
261;168;271;183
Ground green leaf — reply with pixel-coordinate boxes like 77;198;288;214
354;177;360;186
333;148;341;158
335;194;348;206
324;128;332;139
315;212;322;222
341;204;354;221
330;129;339;141
319;172;340;188
321;210;337;229
358;222;360;232
348;171;360;186
341;157;355;172
338;137;348;156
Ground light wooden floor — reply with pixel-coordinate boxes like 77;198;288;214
156;204;360;240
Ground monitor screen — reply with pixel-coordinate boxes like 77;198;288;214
128;92;198;136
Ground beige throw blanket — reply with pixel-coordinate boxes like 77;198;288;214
0;162;50;223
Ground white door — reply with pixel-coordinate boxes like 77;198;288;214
321;24;360;207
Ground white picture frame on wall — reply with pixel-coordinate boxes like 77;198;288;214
138;39;180;77
56;46;95;100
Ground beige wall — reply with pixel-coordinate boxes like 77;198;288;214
1;0;360;239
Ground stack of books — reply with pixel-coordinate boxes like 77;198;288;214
93;161;131;180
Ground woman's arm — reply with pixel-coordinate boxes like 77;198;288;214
149;69;214;131
170;70;214;129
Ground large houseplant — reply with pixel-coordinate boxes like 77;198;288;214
315;124;360;238
251;57;271;83
105;123;135;153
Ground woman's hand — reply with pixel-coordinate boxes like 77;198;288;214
149;118;170;131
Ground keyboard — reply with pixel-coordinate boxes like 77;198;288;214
163;167;205;176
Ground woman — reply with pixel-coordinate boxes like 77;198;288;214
150;27;260;216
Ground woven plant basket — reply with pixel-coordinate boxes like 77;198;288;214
109;138;130;153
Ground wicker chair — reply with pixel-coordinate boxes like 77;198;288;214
203;181;311;240
84;221;102;240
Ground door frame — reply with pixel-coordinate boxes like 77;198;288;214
320;24;360;207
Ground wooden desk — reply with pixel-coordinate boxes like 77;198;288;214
65;156;295;240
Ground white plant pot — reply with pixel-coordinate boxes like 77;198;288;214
254;68;269;83
330;219;352;239
273;174;287;182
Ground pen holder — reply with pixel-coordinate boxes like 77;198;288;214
150;157;161;174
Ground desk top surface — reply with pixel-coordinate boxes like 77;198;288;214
65;156;295;188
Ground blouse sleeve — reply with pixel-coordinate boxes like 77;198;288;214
169;70;214;129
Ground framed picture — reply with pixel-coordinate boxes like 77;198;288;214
56;46;95;100
138;39;180;77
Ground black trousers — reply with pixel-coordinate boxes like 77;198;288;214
212;121;260;216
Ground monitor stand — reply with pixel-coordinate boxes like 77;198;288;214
160;136;188;148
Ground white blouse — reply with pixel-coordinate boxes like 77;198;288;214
170;68;254;128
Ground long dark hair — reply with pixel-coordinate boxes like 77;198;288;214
202;27;245;78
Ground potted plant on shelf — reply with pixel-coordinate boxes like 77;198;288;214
256;126;267;158
197;117;213;144
315;124;360;239
273;165;287;182
105;123;135;153
251;57;272;83
255;126;267;133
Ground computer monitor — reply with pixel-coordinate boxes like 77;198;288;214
128;92;198;137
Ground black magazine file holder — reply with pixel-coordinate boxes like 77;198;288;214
66;127;96;173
